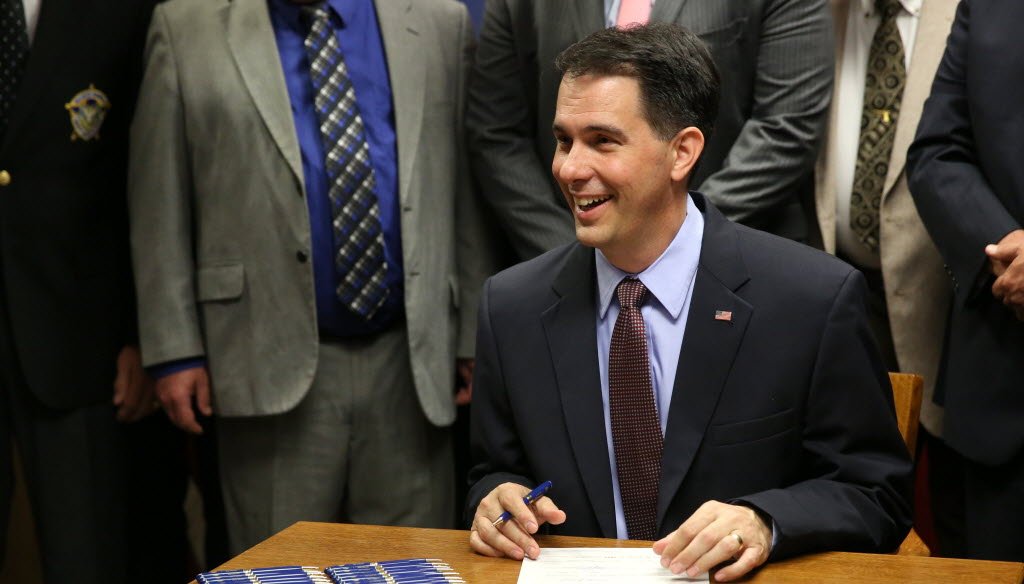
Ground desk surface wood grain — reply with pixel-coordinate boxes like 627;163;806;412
200;522;1024;583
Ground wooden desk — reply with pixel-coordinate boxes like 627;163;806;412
203;522;1024;583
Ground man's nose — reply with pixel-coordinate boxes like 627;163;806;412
556;144;593;184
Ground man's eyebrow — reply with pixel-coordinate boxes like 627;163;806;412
552;122;626;137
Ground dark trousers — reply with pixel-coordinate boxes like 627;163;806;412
0;291;195;582
962;447;1024;561
0;365;195;583
839;257;899;371
920;428;966;558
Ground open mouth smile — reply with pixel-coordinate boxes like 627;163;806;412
574;195;612;212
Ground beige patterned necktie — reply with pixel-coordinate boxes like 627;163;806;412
850;0;906;253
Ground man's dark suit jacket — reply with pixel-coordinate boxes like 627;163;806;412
0;0;154;408
907;0;1024;467
468;194;912;559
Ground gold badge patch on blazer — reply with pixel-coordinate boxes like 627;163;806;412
64;84;111;141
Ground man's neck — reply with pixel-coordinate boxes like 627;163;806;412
603;206;687;274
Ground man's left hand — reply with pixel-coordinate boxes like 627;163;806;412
652;500;771;582
112;345;158;422
455;358;474;406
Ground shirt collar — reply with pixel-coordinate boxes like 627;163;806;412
268;0;350;32
859;0;921;17
596;194;704;320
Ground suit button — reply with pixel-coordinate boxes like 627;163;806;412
0;170;10;186
296;250;308;263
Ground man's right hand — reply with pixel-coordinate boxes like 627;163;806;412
987;229;1024;278
986;229;1024;320
155;366;212;434
469;482;566;560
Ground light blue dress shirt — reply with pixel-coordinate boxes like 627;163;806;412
596;194;703;540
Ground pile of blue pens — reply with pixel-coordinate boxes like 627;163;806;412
325;559;464;583
196;565;331;583
196;560;464;584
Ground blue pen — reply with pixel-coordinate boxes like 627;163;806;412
491;480;553;528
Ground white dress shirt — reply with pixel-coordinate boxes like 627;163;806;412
22;0;42;45
834;0;922;268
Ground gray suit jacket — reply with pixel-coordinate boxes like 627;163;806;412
129;0;491;426
815;0;957;435
467;0;834;259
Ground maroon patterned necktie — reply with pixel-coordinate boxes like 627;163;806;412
609;277;663;540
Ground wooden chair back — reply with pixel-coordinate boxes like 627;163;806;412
888;372;924;456
887;372;928;556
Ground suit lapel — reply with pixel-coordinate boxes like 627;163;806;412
541;244;617;538
375;0;423;208
225;0;303;187
4;0;76;147
657;196;752;532
568;1;604;40
650;0;690;24
883;0;957;199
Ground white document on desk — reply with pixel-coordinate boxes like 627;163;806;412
517;548;709;583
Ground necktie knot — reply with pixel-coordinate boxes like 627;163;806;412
875;0;902;20
299;3;329;26
616;278;648;310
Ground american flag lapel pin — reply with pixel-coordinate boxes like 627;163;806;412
714;310;733;322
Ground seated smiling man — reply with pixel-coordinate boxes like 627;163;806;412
466;23;912;582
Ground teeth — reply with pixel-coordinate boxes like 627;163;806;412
575;195;611;211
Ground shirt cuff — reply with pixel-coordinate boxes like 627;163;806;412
147;357;206;379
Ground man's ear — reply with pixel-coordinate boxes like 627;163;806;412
669;127;705;183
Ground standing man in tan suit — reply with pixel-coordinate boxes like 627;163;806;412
129;0;491;553
814;0;959;554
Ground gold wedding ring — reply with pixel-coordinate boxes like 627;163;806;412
730;531;743;547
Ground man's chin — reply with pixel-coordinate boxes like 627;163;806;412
574;226;605;250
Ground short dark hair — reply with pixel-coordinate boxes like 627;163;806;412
554;22;720;142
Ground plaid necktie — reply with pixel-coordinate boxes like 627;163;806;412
609;278;663;540
850;0;906;253
301;3;389;319
1;0;30;140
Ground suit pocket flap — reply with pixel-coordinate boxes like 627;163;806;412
710;408;796;446
196;264;245;302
